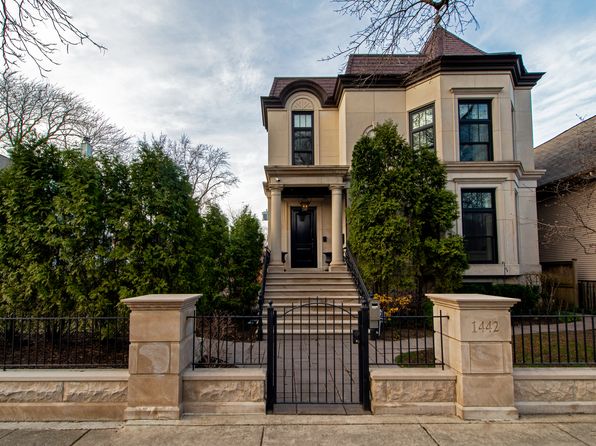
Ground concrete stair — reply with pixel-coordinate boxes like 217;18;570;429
263;270;361;335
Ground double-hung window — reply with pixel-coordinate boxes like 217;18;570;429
459;100;492;161
461;189;498;264
409;105;434;150
292;111;314;165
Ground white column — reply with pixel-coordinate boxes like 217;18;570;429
269;185;283;268
329;185;346;271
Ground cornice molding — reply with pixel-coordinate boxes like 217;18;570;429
445;161;545;181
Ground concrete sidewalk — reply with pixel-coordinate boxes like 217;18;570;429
0;414;594;446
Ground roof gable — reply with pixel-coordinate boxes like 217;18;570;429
535;116;596;186
422;27;485;58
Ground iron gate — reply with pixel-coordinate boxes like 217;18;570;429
265;298;370;411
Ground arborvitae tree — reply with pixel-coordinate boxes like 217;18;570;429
0;138;264;317
46;150;127;316
348;121;468;299
197;204;230;310
0;139;64;315
228;206;265;313
119;140;203;297
0;138;204;315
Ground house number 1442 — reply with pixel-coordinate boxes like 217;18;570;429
472;320;499;333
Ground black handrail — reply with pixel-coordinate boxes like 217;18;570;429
257;247;271;339
344;244;371;304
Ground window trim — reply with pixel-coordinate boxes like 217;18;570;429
409;103;435;151
461;188;498;264
458;99;493;161
291;111;314;166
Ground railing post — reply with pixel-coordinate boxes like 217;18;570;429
266;302;276;412
358;301;371;411
257;292;264;342
428;293;519;420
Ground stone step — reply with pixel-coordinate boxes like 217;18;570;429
263;266;360;336
263;318;358;332
267;278;354;288
266;300;361;307
267;272;352;278
265;285;358;299
267;278;355;286
266;300;361;306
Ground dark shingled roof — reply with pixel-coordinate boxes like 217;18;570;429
421;27;485;58
261;27;543;128
344;27;484;75
269;77;337;98
345;55;428;75
534;115;596;187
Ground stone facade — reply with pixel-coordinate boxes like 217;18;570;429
183;369;265;414
370;368;456;415
514;368;596;414
0;370;128;421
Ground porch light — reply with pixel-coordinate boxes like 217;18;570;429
300;200;310;212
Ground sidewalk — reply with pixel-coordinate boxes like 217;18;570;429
0;414;594;446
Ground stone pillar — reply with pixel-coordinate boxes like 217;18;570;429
269;185;283;270
123;294;200;420
427;293;519;420
329;184;346;271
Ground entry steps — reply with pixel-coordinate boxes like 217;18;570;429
263;270;361;334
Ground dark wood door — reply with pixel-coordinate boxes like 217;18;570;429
291;207;317;268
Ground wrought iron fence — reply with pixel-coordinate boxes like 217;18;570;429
579;280;596;312
369;313;447;369
1;316;129;370
511;314;596;366
189;313;266;368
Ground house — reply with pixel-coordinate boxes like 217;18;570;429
0;154;9;170
260;27;545;284
535;116;596;286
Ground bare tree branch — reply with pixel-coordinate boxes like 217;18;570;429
326;0;478;62
0;0;105;76
0;72;132;156
157;134;239;211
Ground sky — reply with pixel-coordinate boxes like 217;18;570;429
19;0;596;221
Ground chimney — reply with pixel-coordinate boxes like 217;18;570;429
81;137;93;158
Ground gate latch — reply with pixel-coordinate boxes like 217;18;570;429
352;329;360;344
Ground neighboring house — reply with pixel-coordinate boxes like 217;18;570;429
260;27;544;283
535;116;596;281
0;154;9;170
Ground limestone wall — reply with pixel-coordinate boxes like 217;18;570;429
0;370;128;421
182;368;266;414
514;368;596;414
370;368;456;415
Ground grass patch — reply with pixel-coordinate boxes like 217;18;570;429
394;348;437;367
513;329;595;366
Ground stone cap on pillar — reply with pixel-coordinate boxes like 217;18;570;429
427;294;519;311
123;294;201;311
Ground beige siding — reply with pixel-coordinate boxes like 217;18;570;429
319;110;339;165
268;110;289;165
538;182;596;281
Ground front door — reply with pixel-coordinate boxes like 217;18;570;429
291;207;317;268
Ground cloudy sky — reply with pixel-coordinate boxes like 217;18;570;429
20;0;596;219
